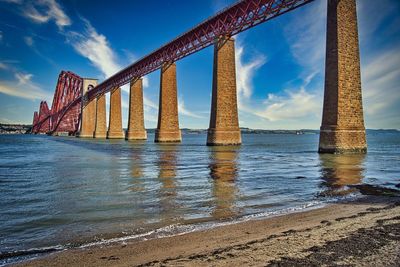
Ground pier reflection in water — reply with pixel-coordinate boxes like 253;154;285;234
1;132;399;261
157;144;180;224
209;146;239;220
129;141;146;193
319;154;366;197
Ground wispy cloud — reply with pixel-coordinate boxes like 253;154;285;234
24;36;34;47
284;0;326;74
235;43;266;104
0;72;52;101
0;62;8;70
64;16;165;128
247;0;326;126
178;96;204;118
233;39;321;125
22;0;71;29
255;88;320;122
362;47;400;128
0;30;3;43
0;0;22;4
66;20;120;78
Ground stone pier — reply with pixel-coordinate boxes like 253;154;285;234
155;62;181;143
126;78;147;140
78;78;98;138
93;94;107;138
107;87;125;139
319;0;366;153
207;37;241;146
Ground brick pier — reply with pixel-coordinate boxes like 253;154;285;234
93;94;107;138
207;37;241;146
78;78;98;138
155;63;181;143
319;0;367;153
107;88;125;139
126;78;147;140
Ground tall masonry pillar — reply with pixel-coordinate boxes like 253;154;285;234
155;62;181;143
126;78;147;140
107;87;125;139
78;78;98;138
207;37;241;146
93;94;107;138
319;0;366;153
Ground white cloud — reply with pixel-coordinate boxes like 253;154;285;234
178;97;204;119
0;30;3;42
0;117;14;124
24;36;34;47
0;0;22;4
23;0;71;29
357;0;397;43
0;62;8;70
284;0;326;74
65;18;164;127
362;47;400;128
235;44;266;101
0;72;52;101
15;72;33;85
67;21;120;78
233;37;321;126
255;88;320;122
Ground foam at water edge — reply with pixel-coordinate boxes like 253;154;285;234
79;192;363;248
0;193;362;267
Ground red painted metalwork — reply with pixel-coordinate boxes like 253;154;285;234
32;111;39;133
32;0;314;133
32;71;83;135
34;101;51;134
87;0;314;101
50;71;83;134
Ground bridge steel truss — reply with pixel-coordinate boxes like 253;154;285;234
86;0;314;102
32;71;83;135
32;0;314;134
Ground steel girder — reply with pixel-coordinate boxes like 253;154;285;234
86;0;314;102
31;0;314;134
31;71;83;134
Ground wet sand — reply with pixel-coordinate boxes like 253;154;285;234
16;196;400;267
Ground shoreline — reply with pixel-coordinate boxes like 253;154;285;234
14;195;400;266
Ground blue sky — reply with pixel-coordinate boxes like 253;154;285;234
0;0;399;129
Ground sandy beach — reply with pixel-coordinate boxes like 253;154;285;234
14;195;400;267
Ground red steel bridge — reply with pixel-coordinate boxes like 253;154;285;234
32;0;314;135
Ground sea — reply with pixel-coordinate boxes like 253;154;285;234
0;130;399;265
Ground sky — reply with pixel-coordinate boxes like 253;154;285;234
0;0;399;130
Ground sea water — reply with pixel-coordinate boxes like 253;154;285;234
0;131;399;265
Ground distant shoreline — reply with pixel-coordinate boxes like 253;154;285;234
1;123;398;135
0;124;31;135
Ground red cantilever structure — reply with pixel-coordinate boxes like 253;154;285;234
32;0;313;134
32;71;83;135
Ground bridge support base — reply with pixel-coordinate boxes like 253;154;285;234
107;88;125;139
207;37;241;146
126;78;147;140
94;94;107;138
319;0;366;153
78;78;98;138
78;99;96;138
155;63;181;143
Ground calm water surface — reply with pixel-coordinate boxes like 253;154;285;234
0;132;399;264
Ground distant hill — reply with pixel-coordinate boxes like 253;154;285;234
0;124;32;134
